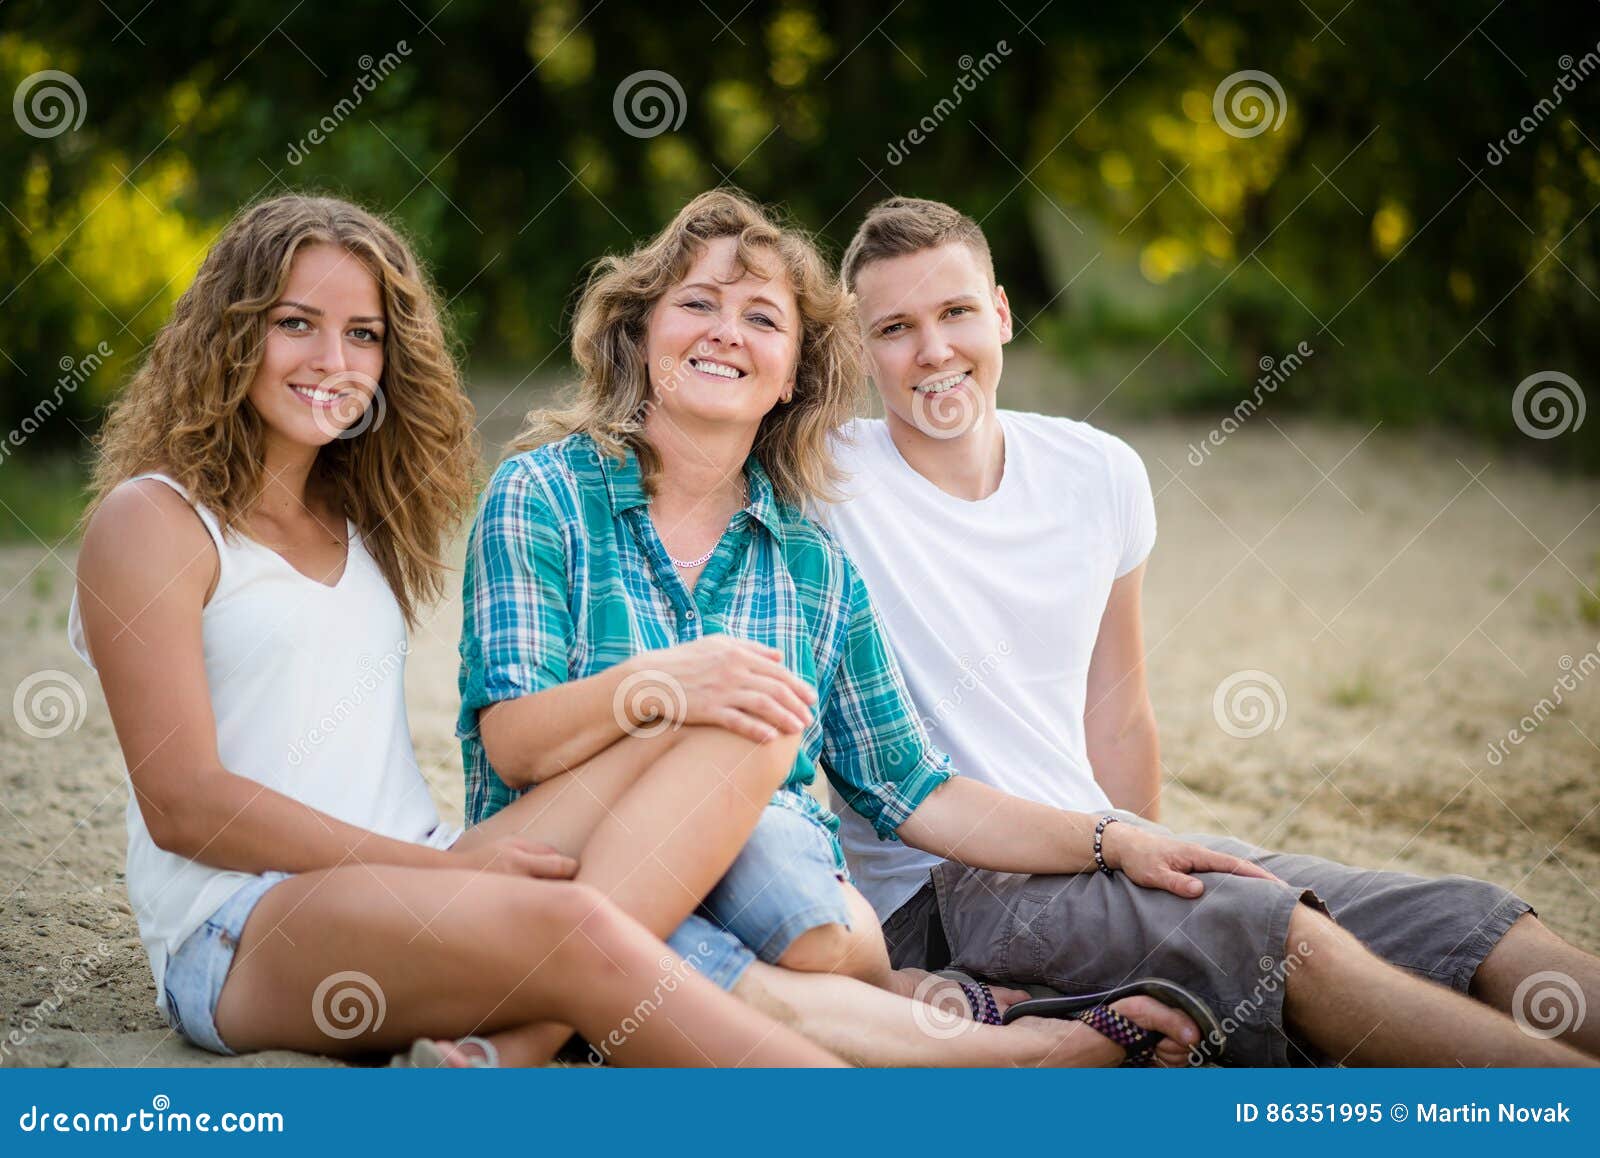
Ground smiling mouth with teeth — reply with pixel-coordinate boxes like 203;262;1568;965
914;372;969;395
289;383;350;405
689;357;746;380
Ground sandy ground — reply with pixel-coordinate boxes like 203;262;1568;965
3;352;1597;1067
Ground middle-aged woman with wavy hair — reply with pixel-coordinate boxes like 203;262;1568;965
457;188;1226;1066
71;192;838;1068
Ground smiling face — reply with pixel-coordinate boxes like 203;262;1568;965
244;241;387;450
642;234;799;440
853;242;1011;440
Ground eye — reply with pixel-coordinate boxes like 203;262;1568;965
277;316;311;333
747;313;776;329
681;298;713;311
945;306;971;319
349;327;382;343
879;322;906;337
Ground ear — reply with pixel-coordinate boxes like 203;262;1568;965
994;284;1013;345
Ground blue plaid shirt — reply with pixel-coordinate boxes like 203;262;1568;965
456;433;955;860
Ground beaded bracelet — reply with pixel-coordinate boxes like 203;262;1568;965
1093;815;1120;876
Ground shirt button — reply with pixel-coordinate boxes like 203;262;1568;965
685;610;696;620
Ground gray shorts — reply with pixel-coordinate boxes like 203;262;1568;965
881;813;1532;1067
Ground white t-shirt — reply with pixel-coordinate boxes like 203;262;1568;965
819;411;1157;920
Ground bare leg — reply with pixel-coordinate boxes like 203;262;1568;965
212;866;839;1067
1469;913;1600;1058
732;960;1199;1067
458;726;799;937
1283;906;1594;1066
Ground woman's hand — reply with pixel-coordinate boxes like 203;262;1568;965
449;835;578;880
1100;823;1281;898
620;636;819;743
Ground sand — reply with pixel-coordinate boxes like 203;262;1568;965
3;356;1597;1067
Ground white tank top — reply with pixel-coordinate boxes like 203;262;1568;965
68;473;459;1005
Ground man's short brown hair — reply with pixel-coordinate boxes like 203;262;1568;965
840;196;996;292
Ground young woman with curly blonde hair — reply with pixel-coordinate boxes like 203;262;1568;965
72;193;836;1068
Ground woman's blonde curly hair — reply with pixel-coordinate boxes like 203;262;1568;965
512;187;863;507
87;194;478;626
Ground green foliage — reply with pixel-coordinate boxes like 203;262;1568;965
1;0;1596;474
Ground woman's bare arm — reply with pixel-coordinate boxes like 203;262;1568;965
79;481;457;875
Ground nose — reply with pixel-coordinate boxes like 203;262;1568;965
307;329;348;375
706;306;744;349
915;328;952;368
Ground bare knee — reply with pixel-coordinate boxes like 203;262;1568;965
677;724;801;797
504;880;616;954
778;920;888;984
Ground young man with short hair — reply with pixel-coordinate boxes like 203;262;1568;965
819;196;1600;1065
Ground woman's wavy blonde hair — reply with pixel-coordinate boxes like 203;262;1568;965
512;188;862;506
87;194;478;626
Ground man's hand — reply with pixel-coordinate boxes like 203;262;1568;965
1101;823;1280;898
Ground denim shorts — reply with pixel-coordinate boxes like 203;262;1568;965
691;802;853;963
163;871;292;1056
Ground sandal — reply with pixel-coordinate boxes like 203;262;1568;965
956;979;1004;1026
1000;978;1225;1066
388;1035;501;1068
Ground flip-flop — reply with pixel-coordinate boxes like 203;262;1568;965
388;1035;501;1068
1000;978;1225;1066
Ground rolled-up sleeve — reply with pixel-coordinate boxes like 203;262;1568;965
456;458;575;741
820;557;955;840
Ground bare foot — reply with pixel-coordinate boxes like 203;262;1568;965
1013;995;1202;1067
887;967;1031;1018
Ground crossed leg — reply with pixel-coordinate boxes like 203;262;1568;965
211;867;839;1066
